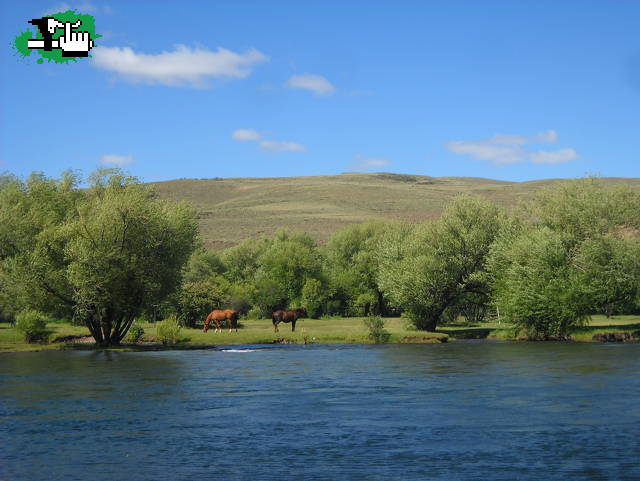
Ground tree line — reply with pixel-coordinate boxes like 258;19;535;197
1;170;639;345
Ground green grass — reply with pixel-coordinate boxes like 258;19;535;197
2;314;638;352
567;315;640;342
441;314;640;341
151;173;640;250
0;321;89;352
155;317;447;345
0;317;445;352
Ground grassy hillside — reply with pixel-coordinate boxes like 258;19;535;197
151;173;640;250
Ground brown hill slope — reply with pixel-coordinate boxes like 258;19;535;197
151;173;640;250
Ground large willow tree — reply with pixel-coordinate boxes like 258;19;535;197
378;195;505;331
487;178;640;338
0;170;198;346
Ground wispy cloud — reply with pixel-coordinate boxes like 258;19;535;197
92;45;268;88
232;129;261;141
286;74;336;96
529;148;580;164
99;154;134;167
44;2;112;15
232;129;306;153
259;140;306;152
349;154;391;171
446;130;579;166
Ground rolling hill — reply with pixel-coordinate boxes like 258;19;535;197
151;173;640;250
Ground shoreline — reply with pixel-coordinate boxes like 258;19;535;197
3;332;640;354
2;315;638;354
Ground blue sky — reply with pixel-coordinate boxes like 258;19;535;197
1;0;639;183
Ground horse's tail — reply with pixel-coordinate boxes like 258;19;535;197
271;310;283;333
233;310;240;331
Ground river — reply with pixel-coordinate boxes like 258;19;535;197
1;341;639;480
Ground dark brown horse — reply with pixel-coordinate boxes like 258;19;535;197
272;307;307;332
203;309;239;333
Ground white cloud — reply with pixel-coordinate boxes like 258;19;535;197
259;140;307;152
232;129;262;141
532;130;559;143
99;154;134;167
92;45;268;88
349;154;391;171
233;129;306;152
447;141;526;165
446;130;579;166
286;74;336;96
530;148;580;164
44;2;112;15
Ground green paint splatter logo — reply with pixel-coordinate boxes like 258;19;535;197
14;10;100;64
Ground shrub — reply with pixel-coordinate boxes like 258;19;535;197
124;323;145;344
350;291;378;317
246;306;264;320
15;309;49;343
177;279;228;328
488;227;590;339
156;316;182;345
302;278;327;318
363;315;391;344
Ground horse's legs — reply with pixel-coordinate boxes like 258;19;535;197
291;320;296;332
273;321;279;333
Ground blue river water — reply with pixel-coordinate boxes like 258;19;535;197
1;341;639;480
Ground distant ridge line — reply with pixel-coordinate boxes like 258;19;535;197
150;173;640;250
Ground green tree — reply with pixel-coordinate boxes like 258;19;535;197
65;171;198;345
253;230;323;311
526;177;640;246
0;171;82;319
301;277;328;318
252;275;287;316
177;279;229;327
182;248;226;283
325;221;391;316
378;196;504;331
488;227;589;339
222;237;273;283
0;170;198;346
574;236;640;317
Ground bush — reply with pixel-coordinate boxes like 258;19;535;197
246;306;264;320
363;315;391;344
124;323;145;344
177;279;228;328
15;309;49;343
488;227;590;339
156;316;182;344
302;278;327;318
350;291;378;317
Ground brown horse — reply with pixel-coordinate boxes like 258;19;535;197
203;309;239;333
272;307;307;332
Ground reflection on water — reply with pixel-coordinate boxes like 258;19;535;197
1;343;639;481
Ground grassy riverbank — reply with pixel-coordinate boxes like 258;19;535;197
1;315;638;353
